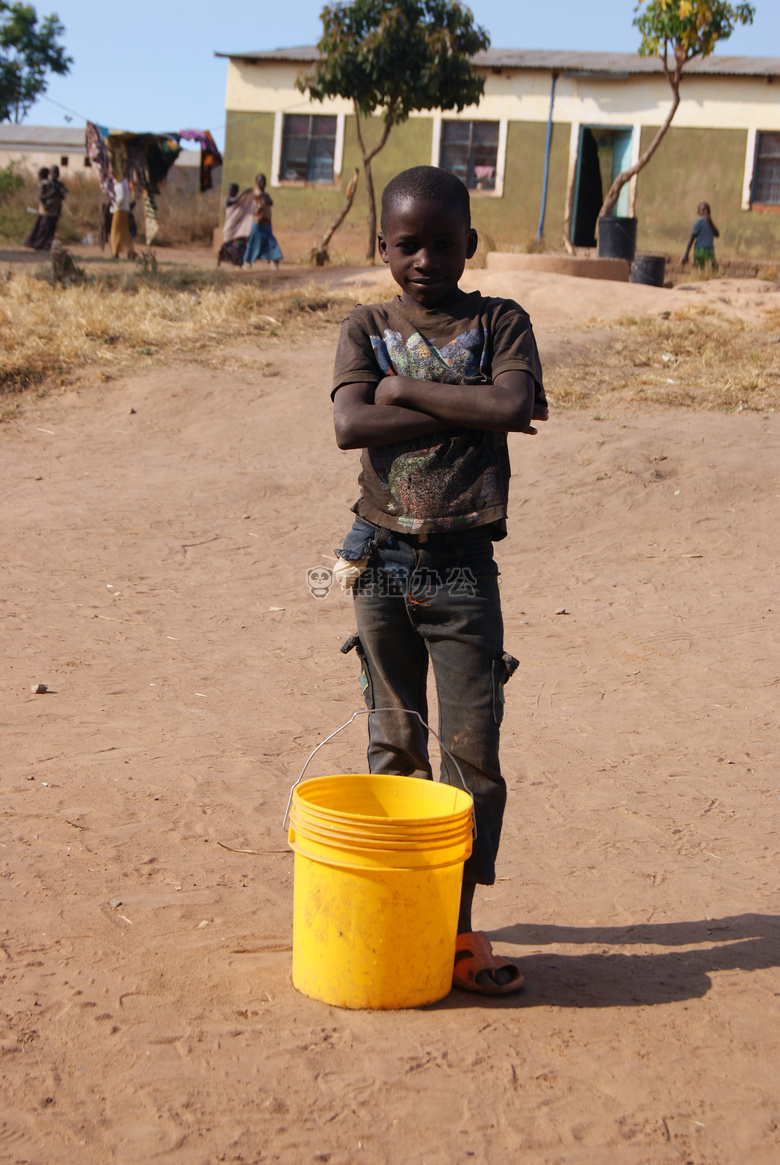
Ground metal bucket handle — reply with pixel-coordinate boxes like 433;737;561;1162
282;707;476;838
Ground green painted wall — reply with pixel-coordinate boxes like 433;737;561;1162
223;111;276;195
471;120;570;251
635;124;780;259
222;110;569;250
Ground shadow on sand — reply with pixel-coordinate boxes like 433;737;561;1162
430;913;780;1010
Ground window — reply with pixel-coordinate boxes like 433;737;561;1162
280;115;337;183
752;133;780;204
60;155;69;167
440;121;500;191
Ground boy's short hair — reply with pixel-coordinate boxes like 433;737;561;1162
381;166;470;230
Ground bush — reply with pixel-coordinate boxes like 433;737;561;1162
0;161;23;195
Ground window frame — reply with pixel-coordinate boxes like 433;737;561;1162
271;111;344;189
746;128;780;210
431;116;507;198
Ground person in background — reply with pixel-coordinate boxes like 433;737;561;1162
242;173;282;271
682;201;719;273
24;165;65;251
98;191;112;252
217;182;254;267
110;175;136;260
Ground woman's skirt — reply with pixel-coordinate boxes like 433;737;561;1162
24;214;58;251
110;209;134;257
218;236;248;266
243;222;283;264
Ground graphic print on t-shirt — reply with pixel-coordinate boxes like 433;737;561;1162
370;325;486;384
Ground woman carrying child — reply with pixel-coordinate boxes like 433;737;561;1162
218;182;254;267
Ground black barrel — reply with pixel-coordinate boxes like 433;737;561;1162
597;216;638;261
631;255;667;286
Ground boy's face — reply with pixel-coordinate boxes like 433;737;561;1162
378;197;477;308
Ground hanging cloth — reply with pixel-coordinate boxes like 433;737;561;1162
179;128;223;192
85;122;115;200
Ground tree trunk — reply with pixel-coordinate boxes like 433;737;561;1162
363;154;377;263
598;78;681;222
353;95;398;266
314;168;359;265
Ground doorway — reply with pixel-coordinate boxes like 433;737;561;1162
572;126;634;247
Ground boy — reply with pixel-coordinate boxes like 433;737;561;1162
682;201;719;271
331;166;547;995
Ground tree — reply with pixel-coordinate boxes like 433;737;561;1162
597;0;755;222
301;0;489;263
0;3;71;124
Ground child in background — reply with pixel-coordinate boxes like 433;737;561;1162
682;201;719;272
242;173;282;270
331;166;548;995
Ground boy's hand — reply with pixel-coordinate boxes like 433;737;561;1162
523;403;549;436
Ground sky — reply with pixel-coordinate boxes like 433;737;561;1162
24;0;780;152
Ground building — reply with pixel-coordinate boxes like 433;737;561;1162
0;125;90;176
217;46;780;258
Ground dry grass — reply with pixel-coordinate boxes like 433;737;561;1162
0;267;358;398
546;305;780;412
155;187;220;247
3;262;779;418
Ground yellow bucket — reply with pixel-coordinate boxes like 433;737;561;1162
288;773;473;1009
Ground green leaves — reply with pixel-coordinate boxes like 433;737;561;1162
303;0;489;122
0;3;72;124
633;0;756;70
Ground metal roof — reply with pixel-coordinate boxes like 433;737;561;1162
0;124;86;148
215;44;780;78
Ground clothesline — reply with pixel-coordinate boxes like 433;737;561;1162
84;122;223;244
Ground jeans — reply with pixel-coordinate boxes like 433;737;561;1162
339;517;518;885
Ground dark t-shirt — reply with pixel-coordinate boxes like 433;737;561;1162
691;216;716;249
331;290;545;537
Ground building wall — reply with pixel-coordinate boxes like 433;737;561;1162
224;58;780;133
635;125;780;258
222;107;571;247
223;111;276;192
0;147;92;176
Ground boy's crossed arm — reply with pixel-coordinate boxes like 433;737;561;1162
334;371;546;451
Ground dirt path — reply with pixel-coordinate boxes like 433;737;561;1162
1;268;779;1165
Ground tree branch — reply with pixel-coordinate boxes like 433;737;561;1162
314;168;359;265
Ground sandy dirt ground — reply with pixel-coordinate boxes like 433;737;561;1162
1;260;779;1165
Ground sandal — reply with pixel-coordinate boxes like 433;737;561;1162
453;931;524;996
